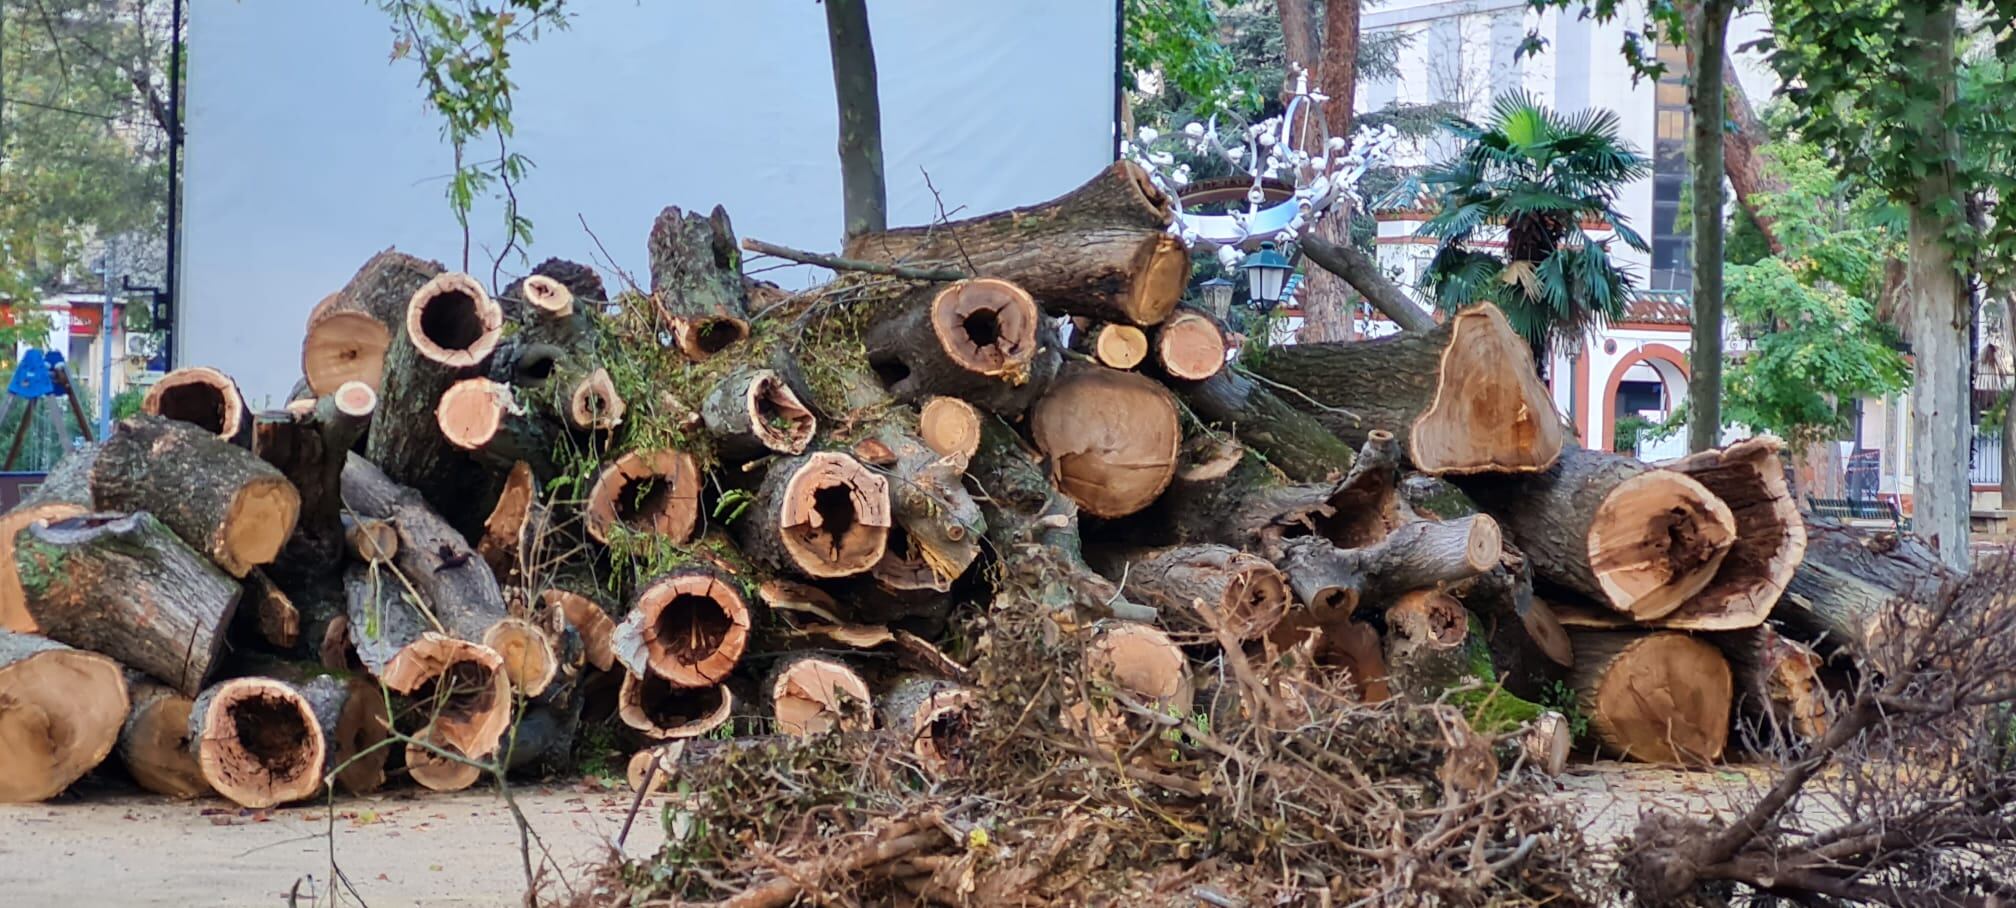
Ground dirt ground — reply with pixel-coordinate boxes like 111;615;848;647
0;764;1765;907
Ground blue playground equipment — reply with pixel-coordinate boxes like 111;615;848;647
0;349;95;470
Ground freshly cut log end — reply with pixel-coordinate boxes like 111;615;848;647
585;449;703;546
1659;436;1808;631
567;366;627;431
1523;711;1572;777
379;633;512;761
1030;366;1182;519
931;279;1042;378
1067;621;1195;747
626;747;673;793
918;396;981;467
83;415;302;578
344;515;400;562
119;679;209;798
331;380;379;421
478;461;536;581
436;377;517;452
1571;631;1732;765
1588;470;1738;621
142;366;254;447
218;475;304;577
0;502;91;632
189;677;325;808
302;311;392;396
405;272;504;369
0;633;126;803
753;451;893;578
618;673;733;740
768;655;872;737
545;589;617;672
1154;310;1226;381
620;572;752;687
1126;234;1192;326
880;677;978;776
520;274;575;317
1091;323;1150;370
701;368;817;458
483;617;558;697
1409;305;1565;475
406;725;483;792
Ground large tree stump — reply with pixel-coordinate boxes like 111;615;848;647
1650;436;1807;630
365;271;505;532
703;367;818;460
860;279;1059;415
844;161;1191;326
1458;445;1738;622
1274;515;1502;617
649;204;750;360
1249;304;1566;475
188;677;325;808
879;676;977;776
13;512;239;695
735;451;891;579
767;654;873;737
0;632;126;802
142;366;255;448
584;449;703;546
302;249;443;395
610;567;752;687
46;415;301;577
1029;365;1181;519
118;675;210;798
1090;545;1290;642
618;674;734;740
1569;630;1732;764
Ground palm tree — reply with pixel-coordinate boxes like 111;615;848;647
1418;92;1651;364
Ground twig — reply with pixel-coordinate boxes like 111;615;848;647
618;747;660;849
741;237;965;282
918;167;978;274
1234;365;1362;423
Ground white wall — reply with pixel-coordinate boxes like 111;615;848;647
182;1;1119;403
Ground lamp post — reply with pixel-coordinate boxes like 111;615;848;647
1241;242;1292;314
1199;276;1235;321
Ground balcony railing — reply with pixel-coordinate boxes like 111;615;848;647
1976;433;2005;487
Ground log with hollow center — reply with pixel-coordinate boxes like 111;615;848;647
618;673;733;740
405;723;483;792
0;632;126;803
611;570;752;687
188;677;325;808
702;367;817;460
118;675;210;798
1030;365;1182;519
1459;445;1738;622
1381;590;1473;700
566;366;627;432
862;279;1055;414
585;449;702;546
855;427;984;593
142;366;254;448
384;635;512;767
1569;630;1732;765
737;451;892;579
768;655;873;737
1266;611;1390;702
879;676;977;776
366;271;505;529
301;249;442;395
1248;303;1565;475
1067;621;1194;748
519;274;574;318
649;204;750;361
1153;309;1226;381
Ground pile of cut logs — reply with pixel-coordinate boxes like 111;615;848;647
0;162;1940;807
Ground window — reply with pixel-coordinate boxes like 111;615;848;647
1650;41;1691;291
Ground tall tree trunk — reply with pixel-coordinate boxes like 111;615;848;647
1296;0;1360;343
825;0;886;240
1299;232;1437;332
1274;0;1318;107
1717;49;1784;255
1686;0;1733;454
1903;4;1971;570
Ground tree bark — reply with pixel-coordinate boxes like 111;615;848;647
1298;231;1438;333
702;367;818;460
1029;365;1182;519
118;675;209;798
1175;362;1359;482
1249;304;1565;474
860;279;1059;415
825;0;886;239
1775;516;1953;665
844;162;1190;326
1568;630;1731;764
1274;0;1319;109
1090;545;1291;642
856;424;985;593
142;366;254;448
187;676;325;808
0;502;89;633
1296;0;1362;344
1273;515;1501;617
734;451;891;579
13;512;239;695
1712;624;1830;750
649;205;751;360
0;631;126;802
256;380;376;592
1382;589;1472;701
1903;4;1971;570
364;271;505;534
297;674;392;794
1685;0;1733;454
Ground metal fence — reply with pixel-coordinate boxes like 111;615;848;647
1975;433;2005;487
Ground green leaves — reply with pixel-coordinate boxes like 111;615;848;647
1122;0;1256;117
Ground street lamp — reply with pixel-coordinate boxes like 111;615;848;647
1198;276;1235;320
1241;241;1292;313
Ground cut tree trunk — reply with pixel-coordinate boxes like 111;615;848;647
649;205;751;360
0;632;125;802
188;677;325;808
1249;304;1565;474
861;279;1058;415
1152;430;1405;556
735;451;891;579
1458;445;1738;622
0;502;89;632
13;512;240;695
843;161;1190;326
302;249;443;395
1091;545;1290;642
767;654;873;737
1775;516;1953;664
1175;357;1358;483
1382;590;1472;701
298;674;392;794
365;271;505;532
142;366;254;448
879;676;976;776
118;675;209;798
344;515;399;562
1655;436;1806;630
1273;515;1502;617
610;568;752;688
1714;625;1830;749
618;674;733;740
436;377;560;480
1451;546;1573;703
477;461;538;586
1065;621;1194;749
1153;308;1227;381
917;396;980;468
1074;322;1149;370
255;380;376;589
703;367;817;460
584;449;703;546
855;425;985;594
55;415;301;577
1029;365;1181;519
1569;630;1732;764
